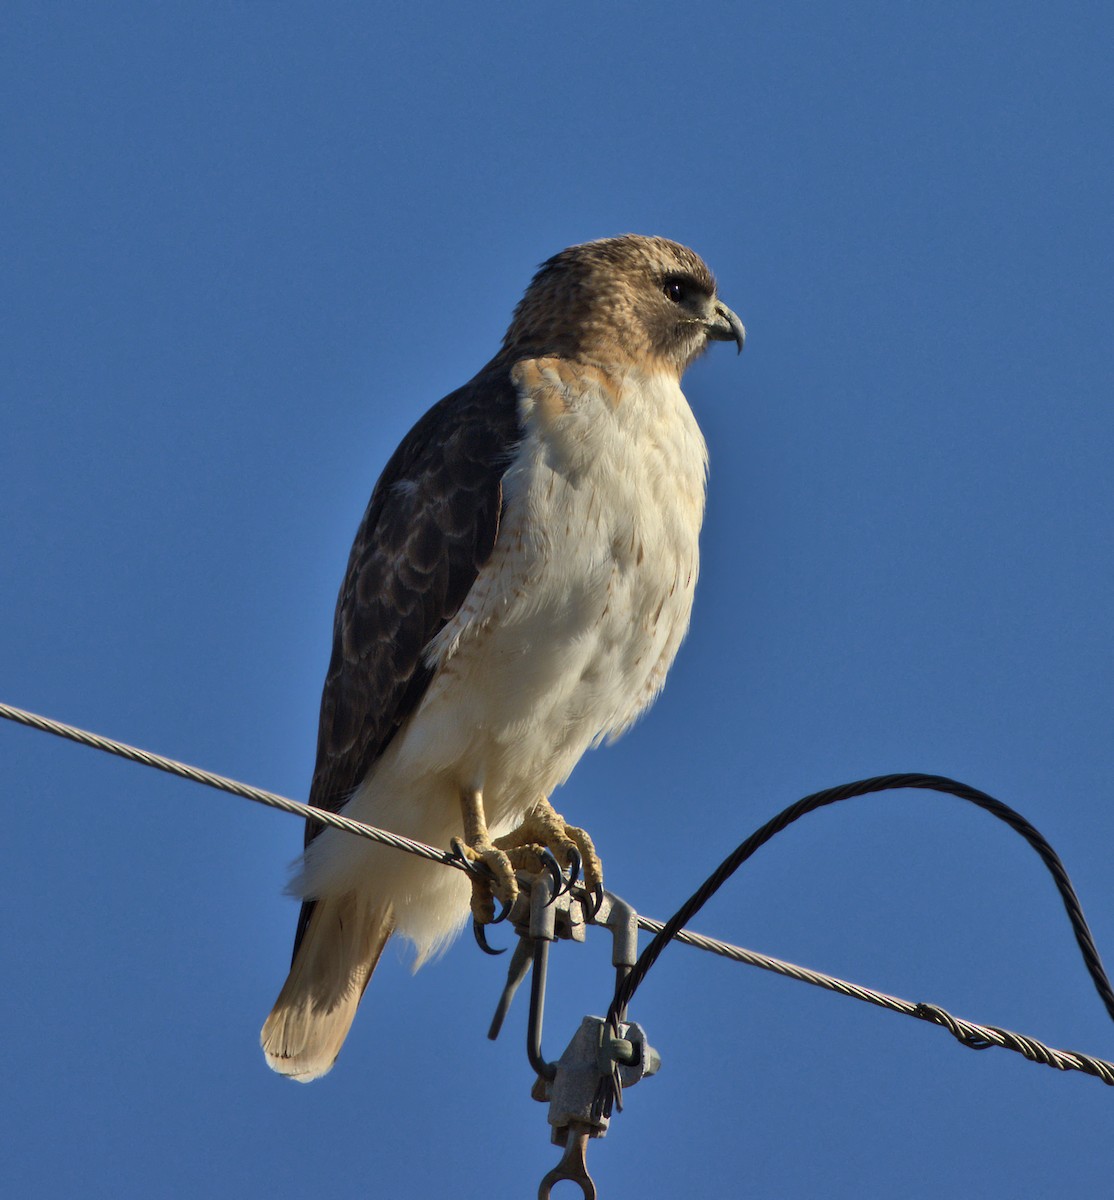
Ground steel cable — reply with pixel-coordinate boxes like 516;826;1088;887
607;774;1114;1086
4;702;1113;1090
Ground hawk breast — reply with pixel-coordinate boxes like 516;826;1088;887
406;357;708;823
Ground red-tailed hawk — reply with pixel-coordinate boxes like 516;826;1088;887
262;235;744;1080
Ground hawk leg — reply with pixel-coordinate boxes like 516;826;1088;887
453;789;528;923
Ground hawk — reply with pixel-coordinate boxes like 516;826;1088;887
262;235;744;1080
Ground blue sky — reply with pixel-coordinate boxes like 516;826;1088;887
3;3;1112;1196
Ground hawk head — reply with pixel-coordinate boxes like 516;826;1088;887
504;234;744;377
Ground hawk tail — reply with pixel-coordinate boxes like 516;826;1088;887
260;894;393;1082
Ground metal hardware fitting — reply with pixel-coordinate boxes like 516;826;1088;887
535;1015;660;1198
480;876;659;1199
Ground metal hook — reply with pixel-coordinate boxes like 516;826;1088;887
537;1126;597;1200
487;938;534;1040
527;935;557;1079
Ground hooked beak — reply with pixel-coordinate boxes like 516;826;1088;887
706;301;746;354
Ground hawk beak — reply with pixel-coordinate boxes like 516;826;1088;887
706;301;746;354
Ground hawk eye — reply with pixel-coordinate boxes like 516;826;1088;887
663;278;687;303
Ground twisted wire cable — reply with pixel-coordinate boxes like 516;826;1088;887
0;701;465;871
4;701;1113;1089
606;773;1114;1097
635;916;1114;1085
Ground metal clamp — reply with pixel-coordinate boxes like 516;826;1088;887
535;1015;660;1198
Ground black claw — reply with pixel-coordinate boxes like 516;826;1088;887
565;847;582;892
473;919;506;956
449;840;481;879
589;883;606;919
490;894;513;925
538;847;564;900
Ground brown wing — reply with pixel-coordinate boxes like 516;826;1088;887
292;360;521;957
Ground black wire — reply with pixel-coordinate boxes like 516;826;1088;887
607;773;1114;1036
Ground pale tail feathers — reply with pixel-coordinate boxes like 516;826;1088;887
260;894;393;1082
